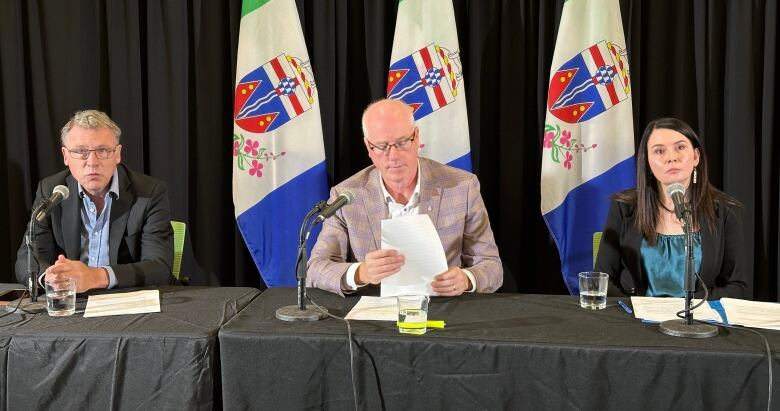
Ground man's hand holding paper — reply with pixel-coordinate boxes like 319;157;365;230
431;267;471;297
356;249;405;285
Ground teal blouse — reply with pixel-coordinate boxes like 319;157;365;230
641;233;702;297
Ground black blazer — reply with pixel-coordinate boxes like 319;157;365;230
594;198;748;299
15;164;174;288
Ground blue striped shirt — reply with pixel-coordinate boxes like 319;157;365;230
78;169;120;288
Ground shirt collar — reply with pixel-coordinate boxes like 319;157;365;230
78;168;120;199
380;160;421;207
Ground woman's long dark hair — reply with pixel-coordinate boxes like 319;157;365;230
613;118;740;244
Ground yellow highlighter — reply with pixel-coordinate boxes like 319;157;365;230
396;320;446;329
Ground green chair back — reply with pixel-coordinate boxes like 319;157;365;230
592;231;603;268
171;221;187;280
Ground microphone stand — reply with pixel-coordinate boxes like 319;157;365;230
275;202;328;322
6;212;48;313
659;204;717;338
682;213;695;325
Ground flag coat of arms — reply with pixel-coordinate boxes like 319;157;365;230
388;0;471;171
232;0;328;287
541;0;636;294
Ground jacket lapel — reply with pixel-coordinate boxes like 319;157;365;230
108;166;132;264
625;208;644;294
62;176;82;260
364;159;442;249
698;208;718;280
418;159;442;228
364;168;386;250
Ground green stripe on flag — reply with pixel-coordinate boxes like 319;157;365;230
242;0;273;17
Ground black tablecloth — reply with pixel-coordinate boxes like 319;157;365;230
0;286;259;410
219;288;780;410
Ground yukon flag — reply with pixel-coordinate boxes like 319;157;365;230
232;0;328;287
541;0;636;294
387;0;471;171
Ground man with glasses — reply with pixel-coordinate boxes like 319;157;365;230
15;110;174;292
308;99;502;296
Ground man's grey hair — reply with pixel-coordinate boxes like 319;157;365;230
361;98;416;138
60;110;122;145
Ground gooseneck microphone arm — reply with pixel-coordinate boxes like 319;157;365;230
681;208;695;325
295;201;326;310
274;201;329;321
26;212;39;303
25;185;69;305
277;191;355;322
26;194;53;303
658;183;718;338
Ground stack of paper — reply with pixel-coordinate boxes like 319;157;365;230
83;290;161;318
344;296;398;321
719;298;780;331
630;296;721;323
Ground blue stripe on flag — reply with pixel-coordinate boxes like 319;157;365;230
446;152;472;172
543;156;635;294
236;162;329;287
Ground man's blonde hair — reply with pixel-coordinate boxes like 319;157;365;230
60;110;122;145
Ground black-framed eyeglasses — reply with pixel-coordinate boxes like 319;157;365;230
366;129;417;155
65;146;119;160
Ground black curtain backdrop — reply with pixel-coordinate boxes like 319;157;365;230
0;0;777;300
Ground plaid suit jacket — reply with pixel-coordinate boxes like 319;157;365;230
307;157;502;296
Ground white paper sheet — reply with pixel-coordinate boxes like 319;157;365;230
380;214;448;297
630;296;721;322
344;296;398;321
720;298;780;330
83;290;161;318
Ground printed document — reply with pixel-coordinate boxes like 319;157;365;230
720;298;780;330
344;296;398;321
84;290;161;317
630;296;720;322
380;214;447;297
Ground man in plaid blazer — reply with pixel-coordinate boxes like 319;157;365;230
307;99;502;296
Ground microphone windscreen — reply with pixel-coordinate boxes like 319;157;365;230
666;183;685;197
53;185;70;200
341;190;355;204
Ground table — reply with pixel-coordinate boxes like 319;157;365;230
0;286;259;410
219;288;780;410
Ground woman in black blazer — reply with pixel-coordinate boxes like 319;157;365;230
595;118;748;299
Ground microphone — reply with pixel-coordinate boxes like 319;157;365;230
34;185;70;222
666;183;689;221
315;190;354;222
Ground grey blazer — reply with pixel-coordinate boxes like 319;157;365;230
15;164;174;288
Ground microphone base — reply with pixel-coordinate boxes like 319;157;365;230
275;305;328;322
5;297;48;314
659;319;718;338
